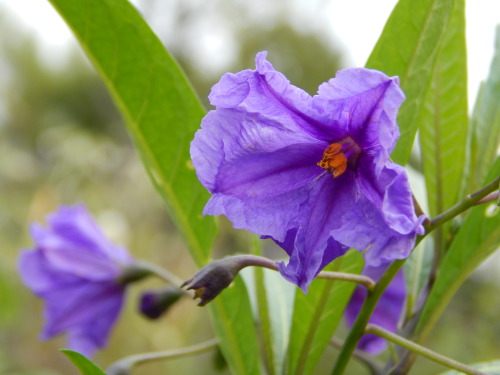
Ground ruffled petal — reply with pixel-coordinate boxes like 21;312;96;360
314;68;404;163
276;173;356;290
193;106;327;242
18;249;80;295
32;223;120;280
47;205;132;266
66;294;124;357
41;281;124;339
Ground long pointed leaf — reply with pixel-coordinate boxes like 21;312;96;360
417;157;500;338
467;25;500;193
47;1;260;373
366;0;455;164
47;0;216;264
419;0;468;219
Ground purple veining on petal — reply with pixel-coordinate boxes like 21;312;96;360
191;51;425;291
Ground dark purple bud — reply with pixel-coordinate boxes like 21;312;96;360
181;257;246;306
139;286;184;319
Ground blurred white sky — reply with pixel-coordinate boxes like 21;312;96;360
1;0;499;106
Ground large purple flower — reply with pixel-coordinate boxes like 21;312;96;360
345;265;406;354
191;51;425;291
18;204;133;357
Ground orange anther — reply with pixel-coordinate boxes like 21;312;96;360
317;143;348;178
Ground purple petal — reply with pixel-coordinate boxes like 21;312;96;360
65;294;123;357
31;224;120;280
314;68;404;162
345;265;406;354
41;281;124;339
18;249;80;295
49;204;132;264
193;107;327;243
277;173;357;290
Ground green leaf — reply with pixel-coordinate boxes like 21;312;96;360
209;276;262;375
246;237;296;375
287;250;364;375
47;0;216;266
366;0;455;164
47;1;260;374
416;157;500;339
61;350;106;375
418;0;468;222
438;359;500;375
467;25;500;194
404;237;433;316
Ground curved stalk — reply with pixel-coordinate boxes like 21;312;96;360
106;338;219;374
365;324;488;375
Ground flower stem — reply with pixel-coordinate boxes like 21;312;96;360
134;259;185;286
231;254;375;290
427;176;500;233
132;260;193;297
106;338;219;375
365;324;488;375
330;259;405;375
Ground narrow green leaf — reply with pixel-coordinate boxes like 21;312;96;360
262;270;296;375
47;1;260;373
209;276;262;375
240;244;296;375
248;238;296;375
416;157;500;338
61;350;106;375
366;0;455;164
418;0;468;221
438;359;500;375
404;237;433;317
287;250;364;375
47;0;216;266
467;25;500;193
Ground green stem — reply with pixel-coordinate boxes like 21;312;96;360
128;260;193;297
329;338;384;375
134;259;185;286
330;259;405;375
365;324;488;375
426;176;499;233
234;255;375;290
106;338;219;374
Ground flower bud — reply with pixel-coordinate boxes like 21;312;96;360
139;286;184;319
181;257;245;306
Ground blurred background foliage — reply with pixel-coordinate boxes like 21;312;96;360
0;0;498;374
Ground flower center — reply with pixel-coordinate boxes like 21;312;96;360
317;143;347;178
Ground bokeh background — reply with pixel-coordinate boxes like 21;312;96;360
0;0;499;374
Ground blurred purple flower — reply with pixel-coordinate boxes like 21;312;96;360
191;51;425;291
345;265;406;354
18;204;133;357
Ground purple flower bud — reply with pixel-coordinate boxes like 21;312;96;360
181;257;245;306
139;286;183;319
18;204;134;357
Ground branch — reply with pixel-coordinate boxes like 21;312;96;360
365;324;488;375
231;254;376;290
426;176;500;233
106;338;219;375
